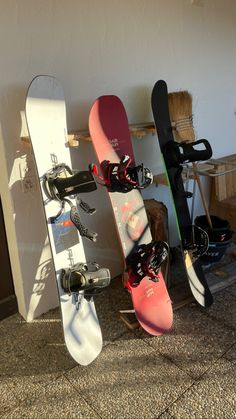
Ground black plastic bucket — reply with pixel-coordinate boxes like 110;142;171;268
200;238;232;263
194;215;232;263
195;215;232;243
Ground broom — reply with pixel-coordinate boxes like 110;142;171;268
168;90;213;229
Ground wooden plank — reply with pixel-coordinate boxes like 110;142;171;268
153;173;168;186
21;122;156;146
214;163;227;201
68;130;92;144
211;154;236;201
68;124;156;145
119;311;140;330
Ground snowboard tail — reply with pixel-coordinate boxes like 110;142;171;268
151;80;213;308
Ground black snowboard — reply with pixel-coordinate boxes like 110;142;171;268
151;80;213;308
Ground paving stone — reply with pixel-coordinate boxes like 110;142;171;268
198;343;236;407
205;289;236;330
0;380;19;416
1;272;236;418
65;333;193;419
0;313;28;350
167;389;236;419
14;311;66;353
92;280;131;345
0;312;24;328
158;411;175;418
140;303;236;379
37;282;129;347
225;282;236;297
1;328;75;402
167;346;236;419
5;375;99;419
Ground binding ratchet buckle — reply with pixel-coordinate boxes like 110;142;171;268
90;155;153;192
127;241;169;286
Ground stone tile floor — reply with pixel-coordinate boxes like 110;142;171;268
1;277;236;419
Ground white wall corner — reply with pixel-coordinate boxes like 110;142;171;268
0;125;27;318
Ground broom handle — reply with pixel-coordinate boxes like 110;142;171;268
192;162;213;229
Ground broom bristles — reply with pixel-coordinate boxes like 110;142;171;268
168;91;195;142
168;91;213;229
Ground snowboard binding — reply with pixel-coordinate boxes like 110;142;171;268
60;262;111;296
127;240;169;286
163;139;212;198
90;155;153;192
43;163;97;200
43;164;98;241
182;225;209;262
163;139;212;168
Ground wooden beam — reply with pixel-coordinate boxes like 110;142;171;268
21;122;156;147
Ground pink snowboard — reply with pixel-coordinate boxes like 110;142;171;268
89;95;173;335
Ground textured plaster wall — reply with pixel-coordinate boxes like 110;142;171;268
0;0;236;320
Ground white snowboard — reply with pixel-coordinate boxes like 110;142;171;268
25;75;102;365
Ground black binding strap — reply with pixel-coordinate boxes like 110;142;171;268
163;139;212;169
163;139;212;198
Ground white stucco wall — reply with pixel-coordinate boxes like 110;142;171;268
0;0;236;320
